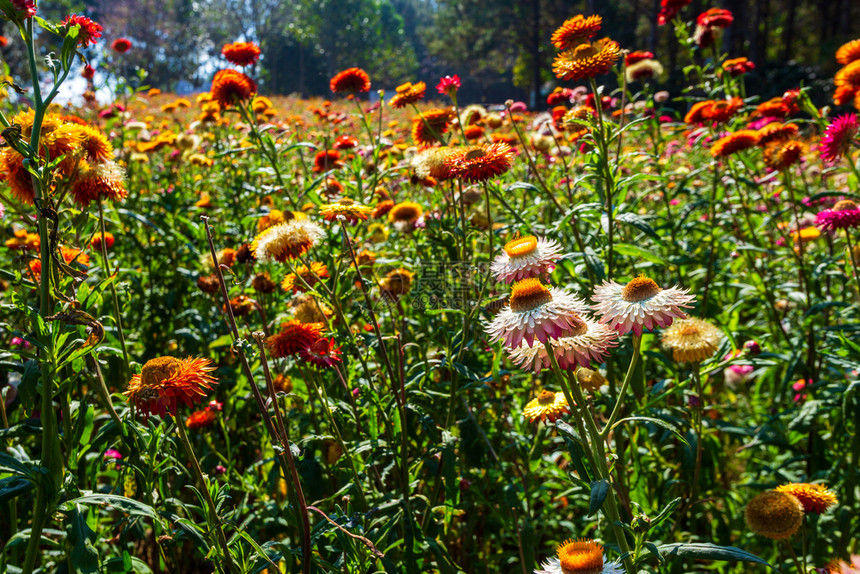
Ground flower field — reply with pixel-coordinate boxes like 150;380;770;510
1;3;860;574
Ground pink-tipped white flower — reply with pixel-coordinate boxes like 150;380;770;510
485;278;589;348
591;275;694;336
507;315;618;373
491;235;563;283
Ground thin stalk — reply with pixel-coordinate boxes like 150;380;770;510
843;230;860;303
201;216;310;574
589;78;617;278
545;344;635;572
251;333;313;574
600;335;642;438
98;198;130;373
174;415;239;574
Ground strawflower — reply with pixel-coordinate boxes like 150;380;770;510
819;114;858;164
591;275;694;336
491;235;563;283
111;38;132;53
745;490;804;540
436;75;461;97
775;483;837;514
124;356;218;418
486;278;589;348
330;67;371;94
222;41;261;66
815;200;860;230
445;143;514;182
319;198;372;224
535;538;624;574
661;318;723;363
522;390;570;423
62;14;102;47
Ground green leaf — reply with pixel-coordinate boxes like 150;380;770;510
588;479;610;516
0;476;34;503
649;497;682;531
615;212;661;242
613;243;668;266
67;504;99;574
612;416;689;447
656;543;773;569
67;494;159;520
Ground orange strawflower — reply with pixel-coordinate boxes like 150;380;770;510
685;100;713;124
757;122;799;146
330;67;371;94
186;408;217;429
281;262;329;293
389;82;426;108
444;143;514;182
412;108;455;145
763;140;804;171
704;97;743;123
710;130;760;157
551;14;602;51
552;37;621;81
69;161;127;207
91;232;114;250
124;356;218;418
775;483;837;514
836;39;860;65
222;41;261;66
210;69;257;108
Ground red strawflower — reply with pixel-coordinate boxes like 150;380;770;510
266;321;324;358
546;87;572;107
62;14;103;48
697;8;734;28
111;38;132;53
334;135;358;149
722;57;755;76
0;36;8;48
330;67;371;94
11;0;36;18
657;0;691;25
82;65;95;79
626;50;655;66
185;408;217;429
313;149;342;172
222;41;261;67
437;75;461;97
298;337;343;369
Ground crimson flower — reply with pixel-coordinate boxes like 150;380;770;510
62;14;103;47
436;75;461;97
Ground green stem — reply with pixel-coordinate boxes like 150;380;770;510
545;344;635;572
174;415;239;574
98;198;130;374
601;335;642;438
843;229;860;304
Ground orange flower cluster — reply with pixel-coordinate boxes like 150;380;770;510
684;98;743;124
834;38;860;109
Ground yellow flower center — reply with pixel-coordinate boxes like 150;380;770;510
680;325;701;337
557;539;605;574
504;235;539;258
834;199;858;212
621;275;661;302
537;390;557;405
140;356;182;388
509;278;553;312
464;148;486;160
572;43;599;60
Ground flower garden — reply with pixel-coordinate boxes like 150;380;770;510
1;2;859;573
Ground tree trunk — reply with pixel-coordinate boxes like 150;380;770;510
782;0;797;62
531;0;541;108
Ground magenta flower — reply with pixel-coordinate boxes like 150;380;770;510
11;0;36;18
820;113;858;164
816;200;860;230
436;75;461;97
103;449;122;469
